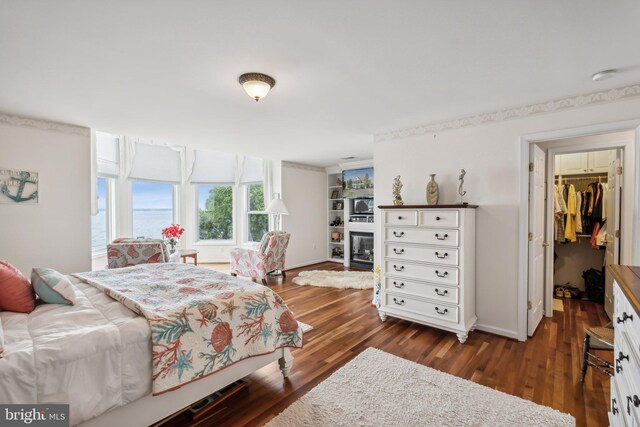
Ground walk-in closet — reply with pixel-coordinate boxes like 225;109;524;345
553;148;618;318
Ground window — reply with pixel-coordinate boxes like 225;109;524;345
91;177;109;254
246;183;268;242
132;181;175;239
197;184;234;241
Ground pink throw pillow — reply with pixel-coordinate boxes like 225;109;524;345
0;260;36;313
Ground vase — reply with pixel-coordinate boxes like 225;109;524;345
426;174;439;205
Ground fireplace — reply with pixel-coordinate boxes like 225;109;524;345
350;232;374;269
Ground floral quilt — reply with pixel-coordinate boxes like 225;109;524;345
73;263;302;395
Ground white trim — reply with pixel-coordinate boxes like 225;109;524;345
375;84;640;142
474;324;519;340
338;159;373;171
281;161;325;172
517;119;640;342
0;111;90;136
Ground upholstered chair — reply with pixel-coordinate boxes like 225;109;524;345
229;231;291;285
107;238;179;269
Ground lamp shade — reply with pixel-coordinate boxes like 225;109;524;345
239;73;276;102
266;197;289;215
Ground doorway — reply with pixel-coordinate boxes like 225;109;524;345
520;125;639;340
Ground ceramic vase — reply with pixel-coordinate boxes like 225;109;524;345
426;174;439;205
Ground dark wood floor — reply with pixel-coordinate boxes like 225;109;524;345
168;262;611;427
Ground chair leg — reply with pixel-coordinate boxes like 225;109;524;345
262;278;268;286
281;271;286;279
581;333;591;382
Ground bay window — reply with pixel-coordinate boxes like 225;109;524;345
131;181;175;239
197;184;234;241
246;183;268;242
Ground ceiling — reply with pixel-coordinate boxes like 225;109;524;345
1;1;639;167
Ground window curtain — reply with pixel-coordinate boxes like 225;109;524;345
90;130;98;216
262;159;274;229
118;136;136;183
240;155;263;184
128;141;181;183
190;149;237;184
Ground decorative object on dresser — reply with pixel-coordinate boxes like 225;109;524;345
458;169;467;204
607;265;640;425
392;175;404;205
265;348;575;427
426;174;439;205
378;204;478;343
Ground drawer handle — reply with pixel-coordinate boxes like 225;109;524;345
629;395;640;408
397;216;403;220
617;312;634;323
393;281;405;289
434;307;448;315
393;248;405;255
435;233;449;240
434;251;449;259
435;216;441;221
612;398;618;415
393;265;405;272
435;270;449;278
616;359;623;374
618;352;630;363
434;288;448;296
393;297;405;306
393;231;405;238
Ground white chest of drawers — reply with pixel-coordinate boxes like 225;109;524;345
378;205;477;343
609;265;640;426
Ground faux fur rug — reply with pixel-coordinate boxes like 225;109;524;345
266;348;575;427
292;270;373;289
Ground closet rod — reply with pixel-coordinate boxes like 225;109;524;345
554;176;607;181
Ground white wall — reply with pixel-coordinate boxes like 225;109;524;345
281;162;327;269
374;97;640;339
0;118;91;275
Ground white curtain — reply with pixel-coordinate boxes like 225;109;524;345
240;156;263;184
118;136;136;183
90;130;98;216
262;159;274;229
129;141;182;183
190;149;237;184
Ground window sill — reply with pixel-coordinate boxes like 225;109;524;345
92;250;107;259
193;241;237;247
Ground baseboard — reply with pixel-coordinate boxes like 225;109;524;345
285;259;333;271
474;323;519;340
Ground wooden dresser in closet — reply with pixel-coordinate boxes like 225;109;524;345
608;265;640;425
378;204;477;343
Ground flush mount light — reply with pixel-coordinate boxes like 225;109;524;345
591;69;617;82
239;73;276;101
341;156;356;160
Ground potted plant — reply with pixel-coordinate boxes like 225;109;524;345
161;224;185;253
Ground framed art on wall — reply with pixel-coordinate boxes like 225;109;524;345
0;169;39;204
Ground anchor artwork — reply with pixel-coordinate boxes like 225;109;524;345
1;169;39;204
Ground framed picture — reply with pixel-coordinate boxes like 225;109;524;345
0;169;39;204
342;167;374;198
330;190;340;200
335;201;343;210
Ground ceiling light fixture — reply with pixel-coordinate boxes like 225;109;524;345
239;73;276;101
591;69;617;82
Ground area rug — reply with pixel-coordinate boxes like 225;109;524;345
265;348;575;427
299;322;313;333
292;270;373;289
553;298;564;312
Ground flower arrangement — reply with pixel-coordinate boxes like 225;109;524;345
161;224;185;253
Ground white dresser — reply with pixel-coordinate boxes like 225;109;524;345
609;265;640;426
378;205;477;343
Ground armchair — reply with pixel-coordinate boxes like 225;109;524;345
107;238;179;269
229;231;291;285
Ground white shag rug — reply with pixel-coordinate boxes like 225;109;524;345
266;348;575;427
292;270;373;289
299;322;313;333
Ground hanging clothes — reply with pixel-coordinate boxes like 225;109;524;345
554;184;566;242
575;191;583;234
564;184;577;242
601;183;608;221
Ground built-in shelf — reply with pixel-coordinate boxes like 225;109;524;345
329;225;344;228
329;209;344;212
328;185;342;189
328;198;343;201
329;241;344;245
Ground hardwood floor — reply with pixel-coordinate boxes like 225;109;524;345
169;262;611;427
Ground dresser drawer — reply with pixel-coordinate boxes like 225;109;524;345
385;227;459;247
384;277;458;304
610;378;626;427
384;293;459;324
419;210;459;228
384;244;459;266
614;282;640;357
385;261;458;285
384;210;418;226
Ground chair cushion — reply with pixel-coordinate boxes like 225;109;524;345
0;317;4;358
31;268;76;305
0;260;35;313
258;232;273;254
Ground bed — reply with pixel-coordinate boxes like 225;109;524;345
0;264;301;426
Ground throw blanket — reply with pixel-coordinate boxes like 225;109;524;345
74;264;302;395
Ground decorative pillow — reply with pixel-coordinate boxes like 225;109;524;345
0;317;4;358
259;232;274;254
0;260;35;313
31;268;76;305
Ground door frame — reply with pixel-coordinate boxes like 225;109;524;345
517;119;640;341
